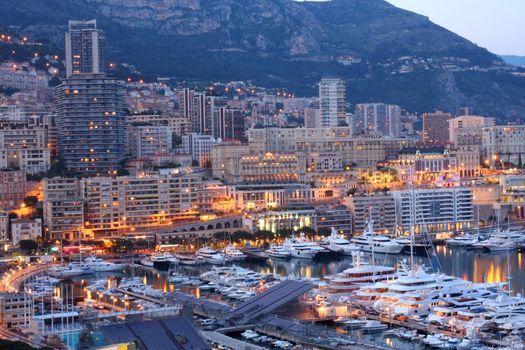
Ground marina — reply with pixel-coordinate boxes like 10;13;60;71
3;236;525;349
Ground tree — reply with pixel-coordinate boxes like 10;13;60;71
23;196;38;207
231;230;254;243
253;230;275;240
18;240;38;252
276;229;294;238
172;133;182;146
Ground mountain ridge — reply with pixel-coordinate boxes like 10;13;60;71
1;0;525;120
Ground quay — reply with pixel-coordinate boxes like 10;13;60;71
0;263;54;292
114;288;169;306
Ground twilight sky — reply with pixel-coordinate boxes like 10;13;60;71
386;0;525;56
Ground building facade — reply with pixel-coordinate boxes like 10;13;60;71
55;74;126;174
65;20;105;77
0;126;51;174
43;177;83;241
344;193;397;233
482;126;525;168
82;170;203;238
392;187;474;234
10;218;42;245
127;125;172;158
448;115;495;146
354;103;401;137
0;170;26;209
422;111;452;144
182;133;217;167
319;79;346;128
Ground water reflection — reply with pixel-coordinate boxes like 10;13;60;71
244;246;525;295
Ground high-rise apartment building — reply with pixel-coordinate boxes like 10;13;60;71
354;103;401;137
182;133;217;167
319;78;346;128
392;187;474;234
82;170;203;238
0;170;26;209
482;125;525;167
448;115;495;146
304;108;320;128
422;111;452;144
127;125;172;158
65;20;105;77
43;177;83;241
55;74;126;174
212;107;245;141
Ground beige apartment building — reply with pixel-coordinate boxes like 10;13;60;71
82;170;203;238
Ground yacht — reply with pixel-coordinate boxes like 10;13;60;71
322;228;360;255
351;221;403;255
241;243;268;261
372;265;472;315
266;244;291;259
140;257;154;267
149;253;178;270
361;320;388;333
281;236;320;259
281;238;318;259
427;306;464;325
50;264;92;278
197;247;232;265
224;244;247;261
326;252;396;293
173;253;205;265
354;282;391;308
82;256;127;272
445;234;478;247
481;236;517;252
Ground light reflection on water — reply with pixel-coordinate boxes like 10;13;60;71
243;246;525;294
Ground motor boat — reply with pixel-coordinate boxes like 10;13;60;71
361;320;388;333
281;234;324;259
173;253;205;266
224;244;247;261
241;243;268;261
445;234;478;247
266;244;291;259
197;246;232;265
322;228;360;255
351;221;403;255
149;253;178;270
50;264;93;277
326;252;396;293
82;256;127;272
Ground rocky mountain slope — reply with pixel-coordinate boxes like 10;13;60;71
2;0;525;119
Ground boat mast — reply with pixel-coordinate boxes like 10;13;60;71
408;170;415;273
368;209;375;275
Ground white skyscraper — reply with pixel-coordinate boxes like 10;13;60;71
319;78;346;128
65;20;106;77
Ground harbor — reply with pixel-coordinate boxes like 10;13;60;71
2;227;525;350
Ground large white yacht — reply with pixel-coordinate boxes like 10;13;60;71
224;244;247;261
266;244;291;259
350;221;403;255
372;266;471;315
197;246;232;265
148;253;178;270
82;256;127;272
281;234;325;259
445;234;478;247
326;252;396;293
322;228;360;255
